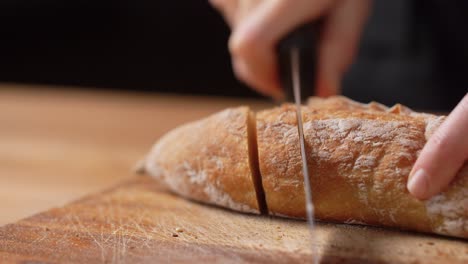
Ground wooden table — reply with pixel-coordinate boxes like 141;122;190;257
0;84;271;226
0;85;466;263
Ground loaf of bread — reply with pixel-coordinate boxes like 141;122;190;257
141;96;467;238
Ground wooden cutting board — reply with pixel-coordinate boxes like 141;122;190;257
0;85;273;226
0;87;466;263
1;176;466;264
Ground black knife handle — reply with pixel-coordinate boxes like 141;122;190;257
277;22;320;102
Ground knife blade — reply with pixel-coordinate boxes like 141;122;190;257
291;46;317;263
278;23;319;263
290;46;315;237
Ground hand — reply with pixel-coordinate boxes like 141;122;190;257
407;94;468;200
210;0;371;99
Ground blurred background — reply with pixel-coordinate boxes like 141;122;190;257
0;0;466;111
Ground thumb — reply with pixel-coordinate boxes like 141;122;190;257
407;93;468;200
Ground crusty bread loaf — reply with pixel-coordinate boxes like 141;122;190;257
142;96;467;238
143;107;262;214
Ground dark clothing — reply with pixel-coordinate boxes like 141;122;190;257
343;0;468;110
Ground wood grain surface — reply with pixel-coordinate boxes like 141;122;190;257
0;85;466;263
0;84;271;225
1;176;467;263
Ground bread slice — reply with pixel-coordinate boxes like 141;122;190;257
142;97;467;238
143;107;263;213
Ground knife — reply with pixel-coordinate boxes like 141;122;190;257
278;22;319;262
278;23;318;101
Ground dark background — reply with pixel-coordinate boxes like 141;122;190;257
0;0;466;111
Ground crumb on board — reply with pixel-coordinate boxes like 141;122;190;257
175;227;184;233
172;233;179;238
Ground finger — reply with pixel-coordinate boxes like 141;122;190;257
209;0;239;27
316;0;371;97
237;0;262;23
407;93;468;200
229;0;334;99
232;58;284;100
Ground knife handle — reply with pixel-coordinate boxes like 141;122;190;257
277;22;320;103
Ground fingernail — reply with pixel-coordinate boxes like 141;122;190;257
407;169;429;199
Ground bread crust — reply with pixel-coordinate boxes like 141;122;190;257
257;97;466;238
143;97;467;238
144;107;260;213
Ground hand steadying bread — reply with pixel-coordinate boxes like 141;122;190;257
140;96;467;238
